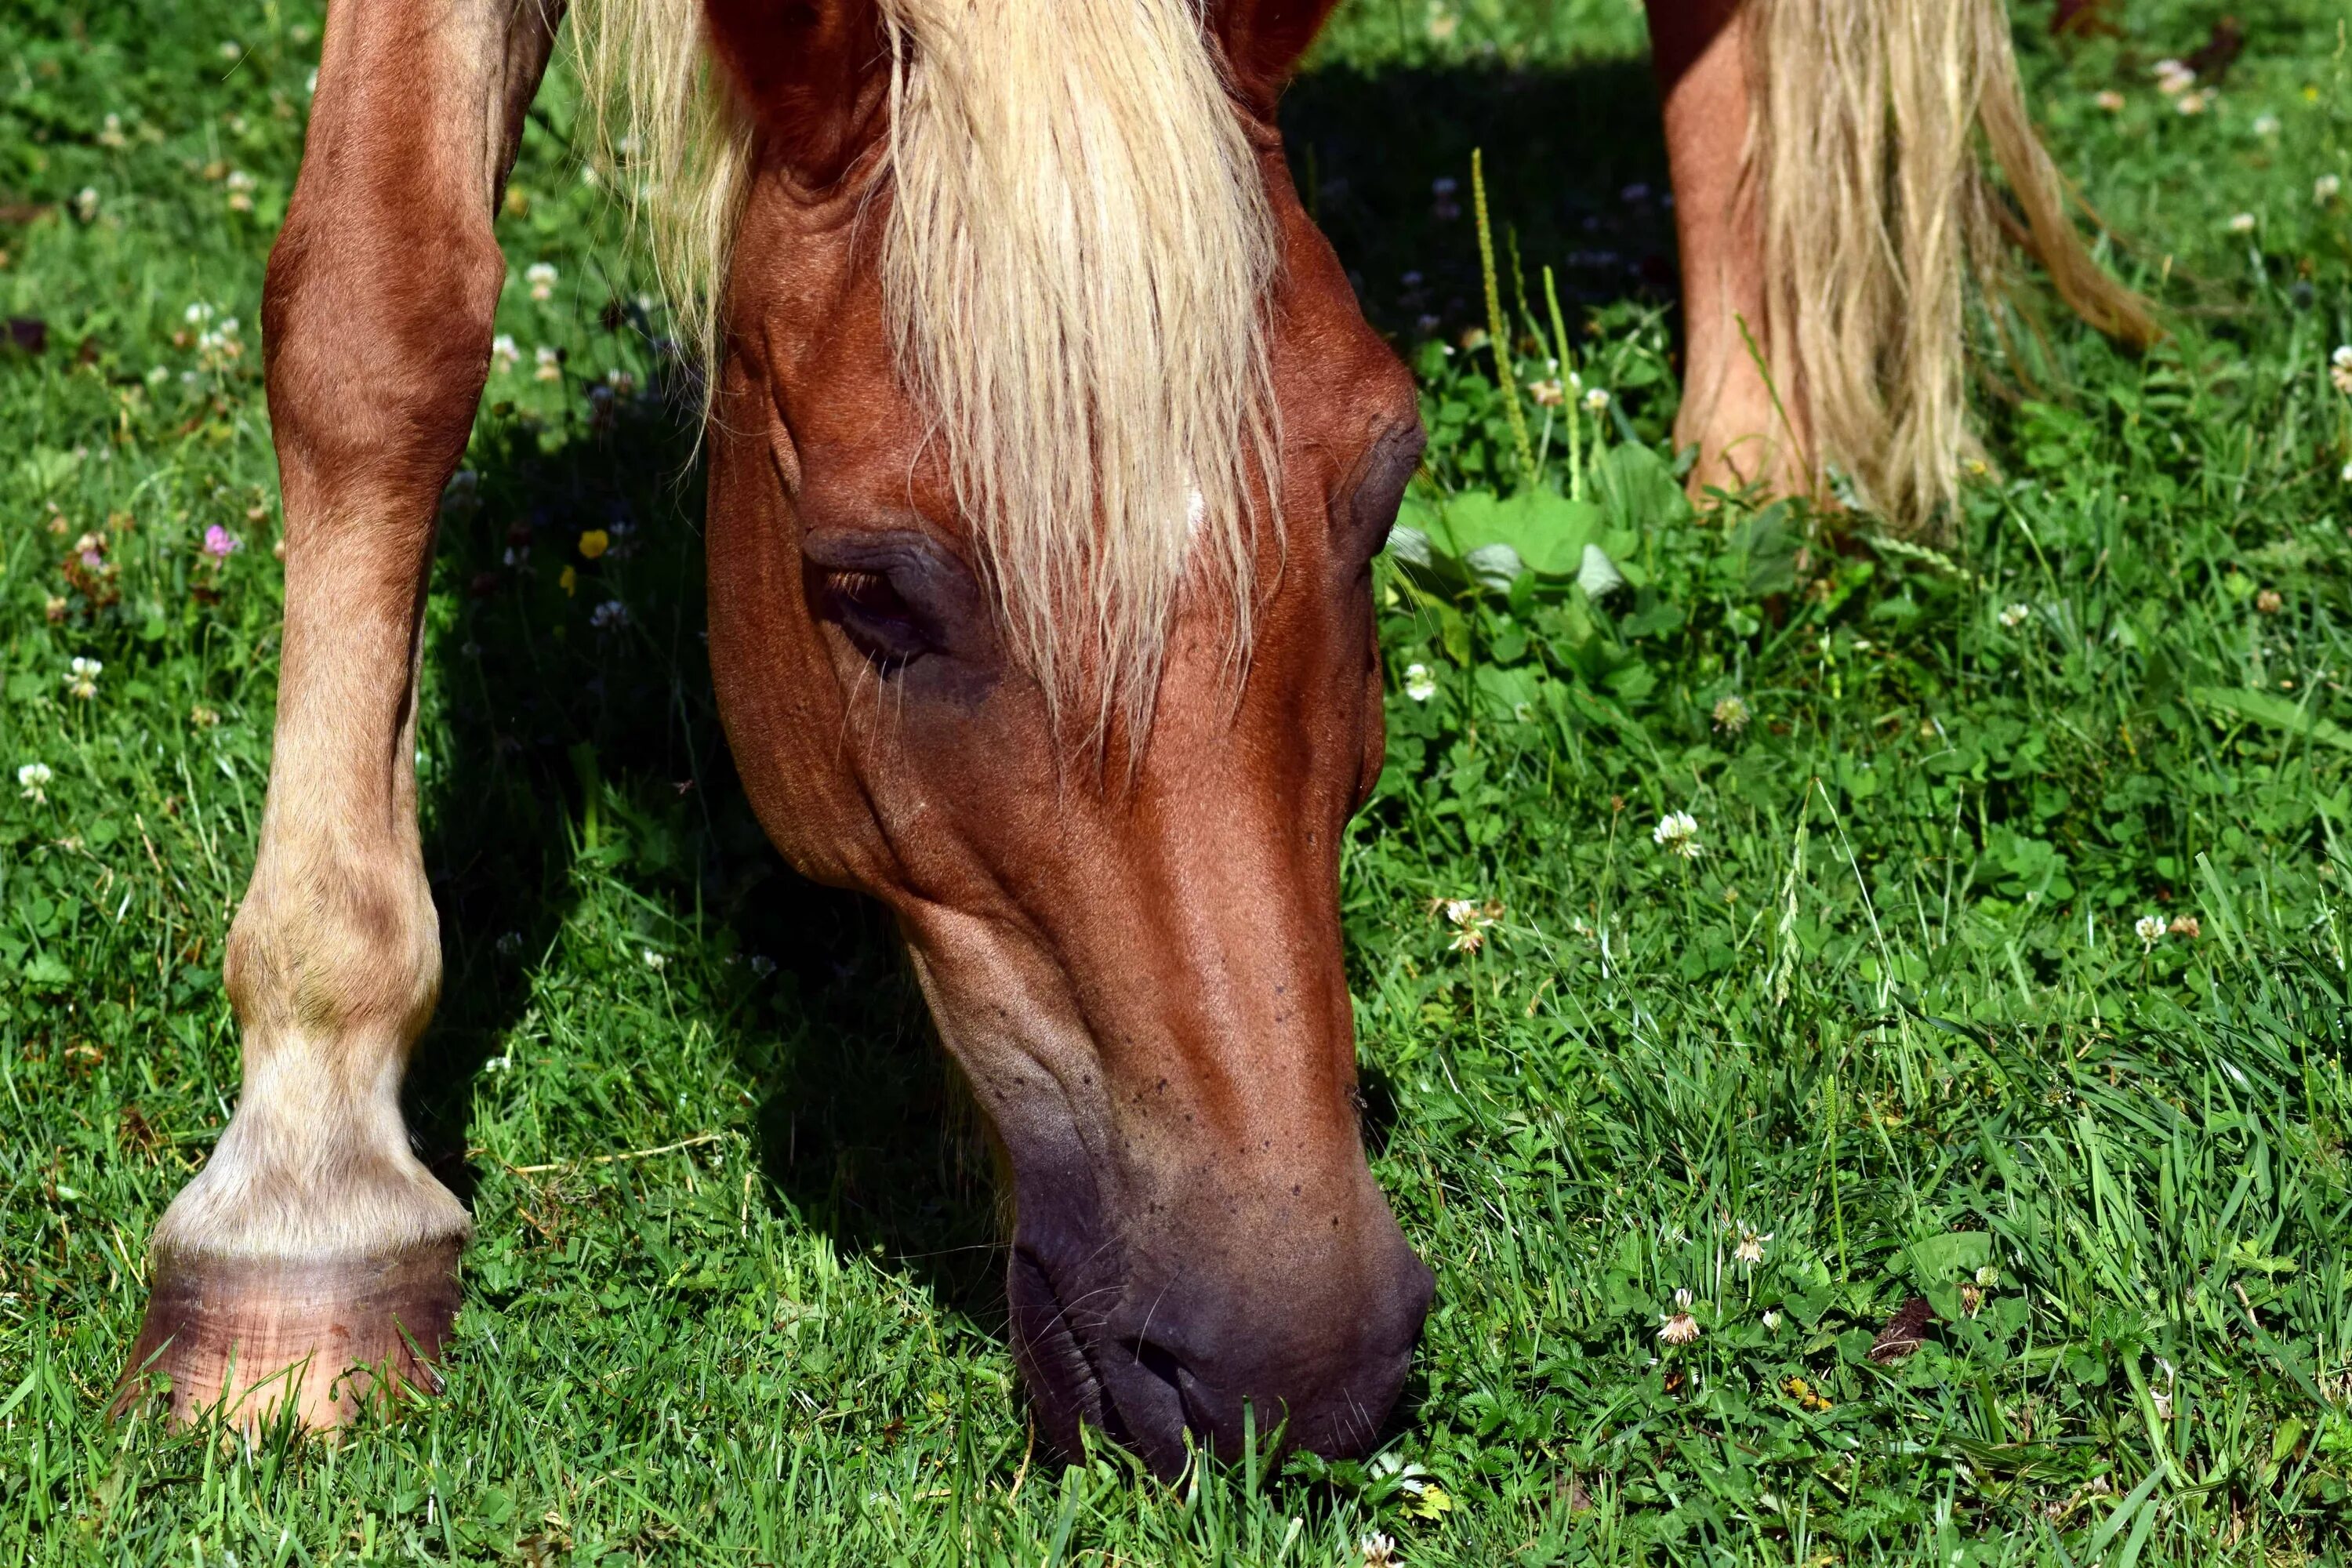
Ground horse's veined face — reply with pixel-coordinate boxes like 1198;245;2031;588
702;54;1429;1474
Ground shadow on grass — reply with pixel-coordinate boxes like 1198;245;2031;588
401;352;1007;1323
399;50;1677;1348
1281;60;1677;340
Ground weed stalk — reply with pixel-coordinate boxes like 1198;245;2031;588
1543;264;1581;499
1472;149;1535;490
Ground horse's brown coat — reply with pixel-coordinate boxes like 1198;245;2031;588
1646;0;1813;498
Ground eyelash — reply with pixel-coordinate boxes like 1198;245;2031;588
824;570;930;665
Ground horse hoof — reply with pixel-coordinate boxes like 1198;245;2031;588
111;1239;463;1431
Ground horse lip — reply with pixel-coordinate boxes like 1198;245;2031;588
1006;1242;1107;1453
1007;1239;1196;1476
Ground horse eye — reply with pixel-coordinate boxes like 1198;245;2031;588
822;569;933;666
1344;424;1426;560
830;569;898;615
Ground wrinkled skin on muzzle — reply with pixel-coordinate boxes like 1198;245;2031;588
701;58;1430;1477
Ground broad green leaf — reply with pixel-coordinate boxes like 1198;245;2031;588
1900;1232;1991;1290
1590;441;1689;535
2190;685;2352;753
1436;488;1607;577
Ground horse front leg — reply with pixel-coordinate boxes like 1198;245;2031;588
116;0;561;1430
1646;0;1811;504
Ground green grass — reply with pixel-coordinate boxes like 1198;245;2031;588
6;0;2352;1562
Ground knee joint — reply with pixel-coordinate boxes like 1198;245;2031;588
225;851;440;1048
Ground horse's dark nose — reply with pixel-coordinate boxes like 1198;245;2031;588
1057;1206;1432;1475
1147;1232;1432;1461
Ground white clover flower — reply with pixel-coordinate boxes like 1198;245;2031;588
1653;810;1701;858
1359;1533;1399;1568
642;948;667;971
2135;914;2166;949
1527;378;1563;407
525;261;559;301
2095;89;2125;113
184;301;212;325
534;344;561;382
98;113;128;149
72;187;100;222
2318;174;2342;205
2252;113;2281;136
1712;693;1751;734
63;656;102;700
2332;346;2352;395
590;599;630;630
18;762;53;802
1441;897;1499;953
225;169;256;212
2227;212;2256;234
2175;90;2208;116
1403;662;1436;702
2341;460;2352;485
491;334;519;372
1733;1227;1771;1267
1762;1308;1783;1330
1999;601;2031;630
1582;387;1611;414
1660;1294;1700;1344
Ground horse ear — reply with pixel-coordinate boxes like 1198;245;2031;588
705;0;889;185
1212;0;1345;111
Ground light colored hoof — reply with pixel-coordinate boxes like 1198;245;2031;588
112;1240;462;1431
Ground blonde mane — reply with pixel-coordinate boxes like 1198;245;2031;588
569;0;1280;737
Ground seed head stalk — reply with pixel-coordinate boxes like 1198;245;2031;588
1472;149;1535;491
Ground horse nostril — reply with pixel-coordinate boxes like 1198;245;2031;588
1121;1336;1185;1399
1012;1203;1432;1471
1094;1232;1433;1464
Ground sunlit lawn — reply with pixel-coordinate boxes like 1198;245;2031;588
5;0;2352;1562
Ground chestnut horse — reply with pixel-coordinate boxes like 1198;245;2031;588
115;0;2144;1473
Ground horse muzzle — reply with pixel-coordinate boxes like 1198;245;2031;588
1006;1166;1432;1477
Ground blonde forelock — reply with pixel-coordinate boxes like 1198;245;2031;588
569;0;1282;742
